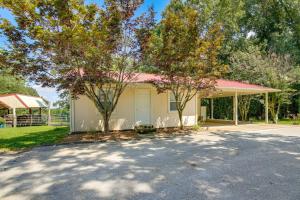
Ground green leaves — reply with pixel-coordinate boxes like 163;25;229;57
143;0;227;129
229;42;299;122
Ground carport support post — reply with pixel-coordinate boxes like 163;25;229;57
211;98;214;119
233;92;238;125
13;107;16;128
265;92;269;124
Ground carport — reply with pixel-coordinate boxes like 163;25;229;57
0;93;48;127
197;80;280;126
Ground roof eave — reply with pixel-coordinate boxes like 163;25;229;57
216;87;281;93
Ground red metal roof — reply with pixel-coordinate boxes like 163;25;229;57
131;73;279;92
71;70;279;92
131;73;162;82
215;79;270;90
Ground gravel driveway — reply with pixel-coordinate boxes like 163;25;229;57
1;126;300;200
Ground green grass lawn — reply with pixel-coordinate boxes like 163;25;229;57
253;119;300;125
277;119;300;125
0;126;69;152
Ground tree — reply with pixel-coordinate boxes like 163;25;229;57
230;43;298;123
53;90;70;110
187;0;246;61
242;0;300;63
0;69;38;96
145;0;227;129
188;0;300;119
262;53;296;123
0;0;147;133
229;44;261;121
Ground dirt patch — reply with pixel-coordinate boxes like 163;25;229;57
62;127;204;144
61;131;138;143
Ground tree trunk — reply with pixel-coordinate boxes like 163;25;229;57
178;110;183;130
269;96;280;124
274;103;281;124
103;113;110;134
238;96;251;121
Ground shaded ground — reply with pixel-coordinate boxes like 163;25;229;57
0;126;299;200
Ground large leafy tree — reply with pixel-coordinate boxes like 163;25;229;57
241;0;300;117
241;0;300;63
53;90;70;111
187;0;246;61
145;0;227;129
230;44;298;123
0;0;146;133
0;70;38;96
186;0;300;119
229;44;263;121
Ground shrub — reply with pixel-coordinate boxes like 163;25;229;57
0;117;5;125
192;124;201;131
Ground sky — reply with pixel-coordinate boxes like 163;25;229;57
0;0;170;106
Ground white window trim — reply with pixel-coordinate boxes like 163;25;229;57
168;91;179;113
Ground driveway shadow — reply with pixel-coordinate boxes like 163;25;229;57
0;127;300;200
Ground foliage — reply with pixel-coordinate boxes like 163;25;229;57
145;0;227;129
1;0;299;127
0;126;68;151
192;124;201;131
238;95;252;121
0;0;148;133
0;117;5;125
210;97;233;120
230;44;298;123
187;0;246;61
242;0;300;63
0;69;38;96
53;90;70;110
188;0;300;120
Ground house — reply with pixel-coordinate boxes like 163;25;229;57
69;73;279;132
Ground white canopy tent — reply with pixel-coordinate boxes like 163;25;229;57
0;94;48;127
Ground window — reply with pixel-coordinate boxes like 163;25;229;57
169;92;179;112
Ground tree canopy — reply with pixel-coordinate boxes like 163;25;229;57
1;0;300;129
0;0;148;132
144;0;227;128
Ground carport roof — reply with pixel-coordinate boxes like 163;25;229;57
0;93;48;109
215;79;280;92
131;73;280;95
70;71;280;97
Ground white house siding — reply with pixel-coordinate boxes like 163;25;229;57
71;84;197;132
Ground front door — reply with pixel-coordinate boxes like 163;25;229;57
135;89;150;125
